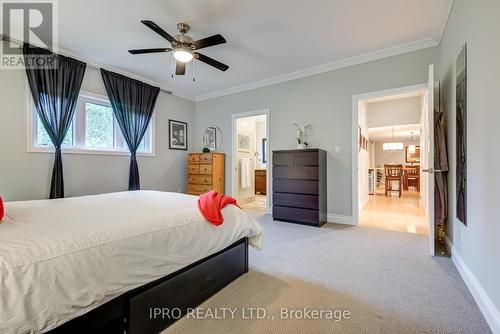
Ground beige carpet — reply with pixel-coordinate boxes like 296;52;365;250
163;213;491;334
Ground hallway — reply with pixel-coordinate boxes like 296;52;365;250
360;187;428;235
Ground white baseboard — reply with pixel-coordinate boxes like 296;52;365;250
444;235;453;253
267;207;353;225
446;236;500;333
327;214;355;225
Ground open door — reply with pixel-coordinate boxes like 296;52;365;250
423;64;435;256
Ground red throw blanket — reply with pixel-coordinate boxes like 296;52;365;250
197;191;240;226
0;196;4;223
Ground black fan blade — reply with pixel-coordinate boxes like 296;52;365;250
195;53;229;72
175;61;186;75
141;20;177;44
192;34;226;50
128;48;171;55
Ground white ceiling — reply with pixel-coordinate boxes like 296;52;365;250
55;0;452;100
368;124;420;143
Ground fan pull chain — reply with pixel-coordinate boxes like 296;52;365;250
171;54;174;78
192;61;196;82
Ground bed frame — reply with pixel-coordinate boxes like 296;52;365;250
48;237;249;334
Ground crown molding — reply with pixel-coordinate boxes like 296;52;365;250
196;37;437;102
196;1;454;102
4;0;455;104
433;0;454;44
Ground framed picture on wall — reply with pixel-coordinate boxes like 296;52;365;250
169;120;188;150
405;145;421;163
456;43;468;225
238;134;251;152
203;127;217;150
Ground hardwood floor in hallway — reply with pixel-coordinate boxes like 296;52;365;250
360;187;428;235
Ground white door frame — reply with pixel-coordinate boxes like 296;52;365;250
425;64;436;256
231;109;271;213
351;83;428;226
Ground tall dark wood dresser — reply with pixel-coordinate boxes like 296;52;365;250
272;149;327;227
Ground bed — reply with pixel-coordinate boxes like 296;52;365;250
0;191;262;333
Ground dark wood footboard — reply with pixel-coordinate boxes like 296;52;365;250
48;237;249;334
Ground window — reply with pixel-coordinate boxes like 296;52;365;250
85;102;114;149
36;116;74;146
261;138;267;164
29;91;154;155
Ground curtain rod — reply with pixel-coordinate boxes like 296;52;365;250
1;34;173;95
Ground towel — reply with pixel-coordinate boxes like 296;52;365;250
240;158;252;189
197;191;240;226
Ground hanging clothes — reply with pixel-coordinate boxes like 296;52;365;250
434;110;449;230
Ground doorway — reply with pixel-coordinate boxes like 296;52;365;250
358;105;429;236
231;110;269;213
352;65;436;255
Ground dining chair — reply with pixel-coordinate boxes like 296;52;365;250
384;164;403;197
405;166;420;191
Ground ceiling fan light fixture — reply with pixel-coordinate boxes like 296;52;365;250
131;20;229;74
173;49;193;63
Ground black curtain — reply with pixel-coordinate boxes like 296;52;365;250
100;69;159;191
23;44;86;199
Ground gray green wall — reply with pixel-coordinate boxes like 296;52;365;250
439;0;500;322
0;67;196;201
195;47;439;217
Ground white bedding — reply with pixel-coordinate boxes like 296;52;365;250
0;191;262;333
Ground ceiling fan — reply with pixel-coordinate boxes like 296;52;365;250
129;20;229;76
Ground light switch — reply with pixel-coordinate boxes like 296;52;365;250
334;145;340;154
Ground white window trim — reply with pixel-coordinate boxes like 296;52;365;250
26;85;156;157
